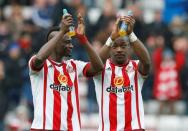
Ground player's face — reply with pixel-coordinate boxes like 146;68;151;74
110;37;130;65
50;31;74;57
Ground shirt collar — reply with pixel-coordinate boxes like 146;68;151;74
47;58;64;67
109;58;130;67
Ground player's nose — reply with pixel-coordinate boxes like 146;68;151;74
116;46;123;52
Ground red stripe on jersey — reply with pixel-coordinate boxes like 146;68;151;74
132;61;141;129
63;63;73;130
43;62;48;129
122;66;132;130
52;65;61;130
101;63;106;131
83;63;91;77
109;63;117;130
71;61;81;128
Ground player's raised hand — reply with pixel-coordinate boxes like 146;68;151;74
110;17;121;40
61;14;73;33
124;15;135;35
76;13;85;35
110;16;128;40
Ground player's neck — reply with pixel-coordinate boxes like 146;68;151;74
110;58;129;66
50;54;62;63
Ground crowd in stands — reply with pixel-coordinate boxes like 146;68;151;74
0;0;188;130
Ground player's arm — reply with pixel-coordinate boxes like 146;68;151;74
131;39;151;75
76;14;103;76
126;16;151;76
31;15;73;69
99;17;122;63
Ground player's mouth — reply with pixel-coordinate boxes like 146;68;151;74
115;54;125;58
66;48;72;54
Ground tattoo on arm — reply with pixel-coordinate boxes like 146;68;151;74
33;57;44;69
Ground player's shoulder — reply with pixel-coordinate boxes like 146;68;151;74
129;59;139;64
68;59;87;65
129;59;139;67
124;59;139;72
65;59;88;70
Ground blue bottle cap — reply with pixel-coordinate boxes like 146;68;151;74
127;10;133;16
63;9;68;14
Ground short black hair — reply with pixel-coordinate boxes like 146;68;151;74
46;26;60;42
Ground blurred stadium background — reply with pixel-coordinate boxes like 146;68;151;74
0;0;188;130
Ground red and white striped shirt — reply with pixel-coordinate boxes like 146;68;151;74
93;59;146;131
28;56;90;131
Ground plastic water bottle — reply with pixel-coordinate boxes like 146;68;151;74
63;9;75;37
119;10;133;37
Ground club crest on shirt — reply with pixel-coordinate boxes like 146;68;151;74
106;67;111;71
67;65;74;73
58;74;68;84
126;65;134;73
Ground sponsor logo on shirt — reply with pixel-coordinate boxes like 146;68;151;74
106;76;133;93
50;84;72;92
58;74;68;84
50;74;72;92
106;85;133;93
114;77;124;86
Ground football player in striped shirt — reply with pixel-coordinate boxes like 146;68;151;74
93;16;151;131
28;13;103;130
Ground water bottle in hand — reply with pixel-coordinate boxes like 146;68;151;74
119;10;133;37
63;9;75;37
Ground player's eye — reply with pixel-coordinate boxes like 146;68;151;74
122;44;130;49
112;46;117;49
64;40;71;44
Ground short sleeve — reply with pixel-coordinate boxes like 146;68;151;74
28;55;44;74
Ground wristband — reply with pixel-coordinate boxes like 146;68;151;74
76;33;88;44
129;32;137;43
105;37;114;47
